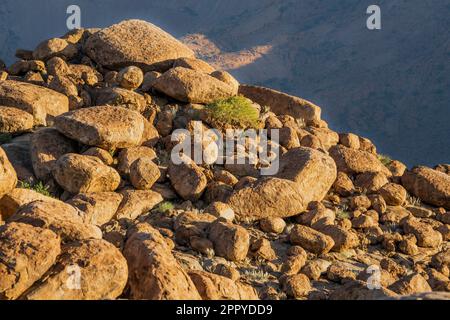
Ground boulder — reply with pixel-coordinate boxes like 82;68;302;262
129;157;161;190
402;216;442;248
67;192;123;226
329;145;391;176
52;153;121;193
290;225;334;254
0;80;69;126
93;87;146;113
259;217;286;234
0;222;61;300
208;219;250;262
116;146;157;177
0;188;57;220
238;85;321;125
30;128;75;182
379;183;407;206
23;239;128;300
0;147;17;199
153;67;236;104
282;273;312;299
401;166;450;209
115;189;163;220
117;66;144;90
84;19;194;71
54;106;146;150
123;223;201;300
388;273;432;295
227;148;336;221
33;38;78;61
0;107;34;133
189;270;258;300
168;155;207;201
9;199;102;242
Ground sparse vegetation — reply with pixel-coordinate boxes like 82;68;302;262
336;204;351;220
241;268;271;282
378;154;392;166
19;180;52;197
155;201;175;213
406;194;422;206
206;96;260;129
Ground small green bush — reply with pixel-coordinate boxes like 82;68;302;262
206;96;260;129
378;154;392;166
155;201;175;213
19;181;52;197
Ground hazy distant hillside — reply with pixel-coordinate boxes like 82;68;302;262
0;0;449;166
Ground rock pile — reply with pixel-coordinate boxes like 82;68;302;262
0;19;449;300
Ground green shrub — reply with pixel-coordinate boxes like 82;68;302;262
19;181;52;197
206;96;260;129
378;154;392;166
155;201;175;213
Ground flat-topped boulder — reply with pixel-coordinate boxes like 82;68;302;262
84;19;195;72
153;67;236;104
239;85;321;125
54;106;146;150
0;80;69;126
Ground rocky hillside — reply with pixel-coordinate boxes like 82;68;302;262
0;20;449;300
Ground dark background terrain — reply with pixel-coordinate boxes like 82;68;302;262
1;0;449;167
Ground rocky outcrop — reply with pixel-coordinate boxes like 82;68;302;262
84;19;194;71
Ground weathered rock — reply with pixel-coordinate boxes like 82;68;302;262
210;70;239;95
168;155;207;201
333;171;355;196
84;19;194;71
153;67;235;103
0;107;34;133
402;216;442;248
189;270;258;300
94;87;146;113
54;106;146;150
173;57;215;73
115;189;163;220
0;147;17;199
0;222;61;300
259;217;286;234
379;183;407;206
0;80;69;126
67;192;123;226
117;66;144;90
130;157;161;190
53;153;120;193
250;238;277;261
204;201;235;222
117;146;157;177
330;145;391;176
23;239;128;300
306;127;339;150
301;259;331;280
329;280;397;300
0;188;57;220
208;219;250;262
30;128;75;182
33;38;78;61
10;199;101;242
401;166;450;209
388;273;432;295
339;133;360;149
228;148;336;221
282;273;312;299
82;147;114;165
123;222;201;300
238;85;321;125
289;225;334;254
319;224;359;252
354;172;388;193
